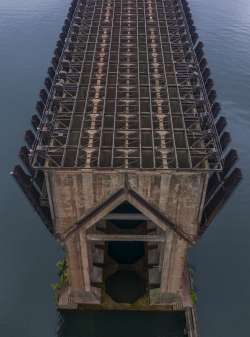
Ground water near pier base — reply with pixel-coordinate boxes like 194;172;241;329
59;310;187;337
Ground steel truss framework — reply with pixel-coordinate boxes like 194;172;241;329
31;0;222;170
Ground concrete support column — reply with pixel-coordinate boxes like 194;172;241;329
64;231;101;306
79;230;91;292
66;233;84;290
168;237;187;294
160;232;188;294
160;230;174;293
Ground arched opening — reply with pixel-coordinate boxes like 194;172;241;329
86;201;163;305
106;270;146;303
102;202;148;303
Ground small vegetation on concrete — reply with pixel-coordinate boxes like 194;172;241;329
190;289;197;304
51;258;68;292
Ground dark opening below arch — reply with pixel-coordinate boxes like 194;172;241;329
108;241;145;264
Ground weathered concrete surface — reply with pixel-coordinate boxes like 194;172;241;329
47;171;207;236
46;170;208;307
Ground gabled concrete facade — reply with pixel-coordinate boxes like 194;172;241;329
45;170;208;308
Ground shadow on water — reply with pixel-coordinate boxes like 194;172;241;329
57;310;186;337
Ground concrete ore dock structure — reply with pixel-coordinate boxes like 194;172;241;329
12;0;242;335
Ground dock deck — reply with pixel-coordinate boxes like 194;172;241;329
31;0;222;171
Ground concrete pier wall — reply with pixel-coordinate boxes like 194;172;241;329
47;171;208;237
46;170;208;307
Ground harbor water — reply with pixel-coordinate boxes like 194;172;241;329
0;0;249;336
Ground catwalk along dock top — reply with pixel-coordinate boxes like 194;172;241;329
31;0;222;172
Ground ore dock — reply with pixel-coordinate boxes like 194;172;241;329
12;0;242;336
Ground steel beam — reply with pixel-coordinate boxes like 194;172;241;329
87;233;165;242
104;213;147;221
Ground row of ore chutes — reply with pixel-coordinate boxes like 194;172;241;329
179;0;242;236
11;0;82;234
11;0;242;236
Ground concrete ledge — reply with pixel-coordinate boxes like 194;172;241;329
150;288;182;306
57;287;102;309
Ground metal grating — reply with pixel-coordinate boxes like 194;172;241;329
31;0;222;171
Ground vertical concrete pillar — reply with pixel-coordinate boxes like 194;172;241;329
66;233;84;290
65;231;101;305
160;230;174;293
79;229;91;292
160;231;188;294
